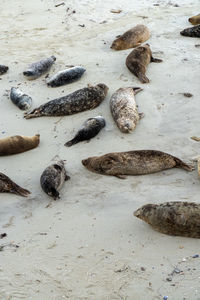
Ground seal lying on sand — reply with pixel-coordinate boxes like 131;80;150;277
47;66;86;87
23;56;56;80
10;87;32;110
0;173;30;197
0;65;8;75
134;201;200;238
111;25;150;50
126;44;162;83
24;84;108;119
82;150;193;179
65;116;105;147
0;134;40;155
110;87;144;133
40;160;70;200
189;14;200;25
180;25;200;37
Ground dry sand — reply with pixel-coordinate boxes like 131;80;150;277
0;0;200;299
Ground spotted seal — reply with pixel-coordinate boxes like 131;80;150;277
65;116;106;147
40;160;70;200
126;44;163;83
180;25;200;37
82;150;193;179
24;84;108;119
23;56;56;80
0;134;40;155
47;66;86;87
0;172;30;197
10;87;32;110
110;87;144;133
189;14;200;25
111;25;150;50
0;65;8;75
134;201;200;238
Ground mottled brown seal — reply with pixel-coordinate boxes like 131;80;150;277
0;134;40;155
0;173;30;197
111;25;150;50
180;25;200;37
40;160;70;200
25;84;108;119
134;201;200;238
110;87;144;133
189;14;200;25
82;150;193;179
126;44;162;83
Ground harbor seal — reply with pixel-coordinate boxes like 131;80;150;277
23;56;56;80
0;65;8;75
0;134;40;155
189;14;200;25
65;116;106;147
40;160;70;200
111;25;150;50
0;172;30;197
82;150;193;179
126;44;163;83
24;84;108;119
10;87;32;110
180;25;200;37
47;66;86;87
110;87;144;133
134;201;200;238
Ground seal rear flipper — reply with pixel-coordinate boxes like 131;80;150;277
174;157;194;172
151;57;163;63
51;188;60;200
64;137;79;147
137;72;149;84
132;87;143;95
11;184;31;197
24;108;41;119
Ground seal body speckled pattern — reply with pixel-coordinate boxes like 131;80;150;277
0;65;8;75
82;150;193;179
180;25;200;37
0;172;30;197
10;87;32;110
134;201;200;238
111;25;150;50
40;160;70;200
65;116;106;147
189;14;200;25
126;44;162;83
23;56;56;80
0;134;40;155
110;87;143;133
47;66;86;87
25;84;109;119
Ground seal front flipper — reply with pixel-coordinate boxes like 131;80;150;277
115;174;127;179
137;72;149;84
139;112;145;119
151;57;163;63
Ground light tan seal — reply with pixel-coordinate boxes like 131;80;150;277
110;87;144;133
134;201;200;238
0;134;40;155
0;172;30;197
126;44;162;83
111;25;150;50
82;150;193;179
189;14;200;25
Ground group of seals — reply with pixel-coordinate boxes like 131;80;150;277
180;13;200;37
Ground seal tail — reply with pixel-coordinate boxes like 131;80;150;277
132;87;143;95
137;72;149;84
11;183;31;197
64;137;79;147
24;108;41;119
174;157;194;172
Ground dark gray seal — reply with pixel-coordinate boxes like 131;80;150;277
82;150;193;179
65;116;106;147
126;44;162;83
24;83;109;119
10;87;32;110
134;201;200;238
40;160;70;200
0;65;8;75
0;172;30;197
23;56;56;80
47;66;86;87
180;25;200;37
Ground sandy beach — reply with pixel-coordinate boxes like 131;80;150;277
0;0;200;299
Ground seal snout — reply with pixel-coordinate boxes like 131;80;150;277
82;158;89;166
